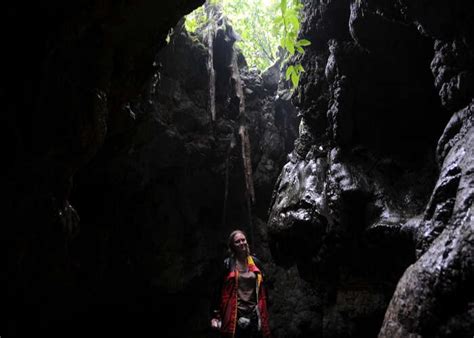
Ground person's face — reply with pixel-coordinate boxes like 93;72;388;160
233;232;247;254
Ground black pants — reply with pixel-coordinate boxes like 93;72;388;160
235;327;262;338
234;310;262;338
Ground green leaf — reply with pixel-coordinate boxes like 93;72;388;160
274;16;284;25
296;46;304;53
297;39;311;46
287;42;295;55
286;65;295;80
291;71;299;88
287;15;300;31
286;8;298;18
285;36;295;54
280;0;287;14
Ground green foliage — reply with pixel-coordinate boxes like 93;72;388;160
285;63;304;88
184;6;207;33
275;0;311;90
221;0;280;70
184;0;310;89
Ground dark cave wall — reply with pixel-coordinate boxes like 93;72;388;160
268;0;473;337
4;1;206;336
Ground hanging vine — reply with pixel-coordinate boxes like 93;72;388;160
205;3;217;121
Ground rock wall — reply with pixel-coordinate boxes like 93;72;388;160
4;1;205;336
268;0;473;337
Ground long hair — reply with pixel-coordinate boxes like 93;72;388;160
227;229;250;257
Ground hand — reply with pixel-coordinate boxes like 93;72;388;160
211;318;221;330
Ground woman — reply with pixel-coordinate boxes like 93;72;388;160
210;230;271;338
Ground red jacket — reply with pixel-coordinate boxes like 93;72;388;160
217;255;271;338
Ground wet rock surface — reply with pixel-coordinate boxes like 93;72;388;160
268;0;473;336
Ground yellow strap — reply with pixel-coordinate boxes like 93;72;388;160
247;256;262;287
